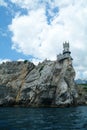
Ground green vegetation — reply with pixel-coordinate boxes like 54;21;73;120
83;86;87;92
78;84;87;92
24;60;28;64
79;84;87;87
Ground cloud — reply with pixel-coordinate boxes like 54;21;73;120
0;59;11;64
9;0;87;79
0;0;7;7
10;0;46;10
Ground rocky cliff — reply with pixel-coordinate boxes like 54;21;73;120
0;58;78;107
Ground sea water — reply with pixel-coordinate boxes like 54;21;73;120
0;106;87;130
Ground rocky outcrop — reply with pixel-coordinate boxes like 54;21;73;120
0;61;35;106
0;58;78;107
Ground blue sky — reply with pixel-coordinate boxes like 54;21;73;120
0;0;31;60
0;0;87;79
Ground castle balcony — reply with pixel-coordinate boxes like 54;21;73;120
57;53;72;62
63;50;71;55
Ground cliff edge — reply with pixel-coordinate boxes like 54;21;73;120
0;42;79;107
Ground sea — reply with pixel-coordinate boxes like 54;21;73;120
0;106;87;130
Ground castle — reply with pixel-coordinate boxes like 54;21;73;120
57;41;72;62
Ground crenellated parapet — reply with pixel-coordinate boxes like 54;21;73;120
57;41;72;62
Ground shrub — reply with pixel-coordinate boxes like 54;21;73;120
24;60;28;64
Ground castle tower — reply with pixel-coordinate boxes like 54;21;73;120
57;41;72;62
63;41;71;54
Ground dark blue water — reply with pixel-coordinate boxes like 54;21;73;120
0;106;87;130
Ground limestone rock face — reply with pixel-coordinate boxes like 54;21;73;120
0;61;35;106
0;59;78;107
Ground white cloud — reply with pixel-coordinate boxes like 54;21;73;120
17;59;25;62
31;58;42;65
10;0;46;10
9;0;87;79
0;59;11;64
83;71;87;79
0;0;7;7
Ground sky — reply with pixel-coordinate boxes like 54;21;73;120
0;0;87;79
